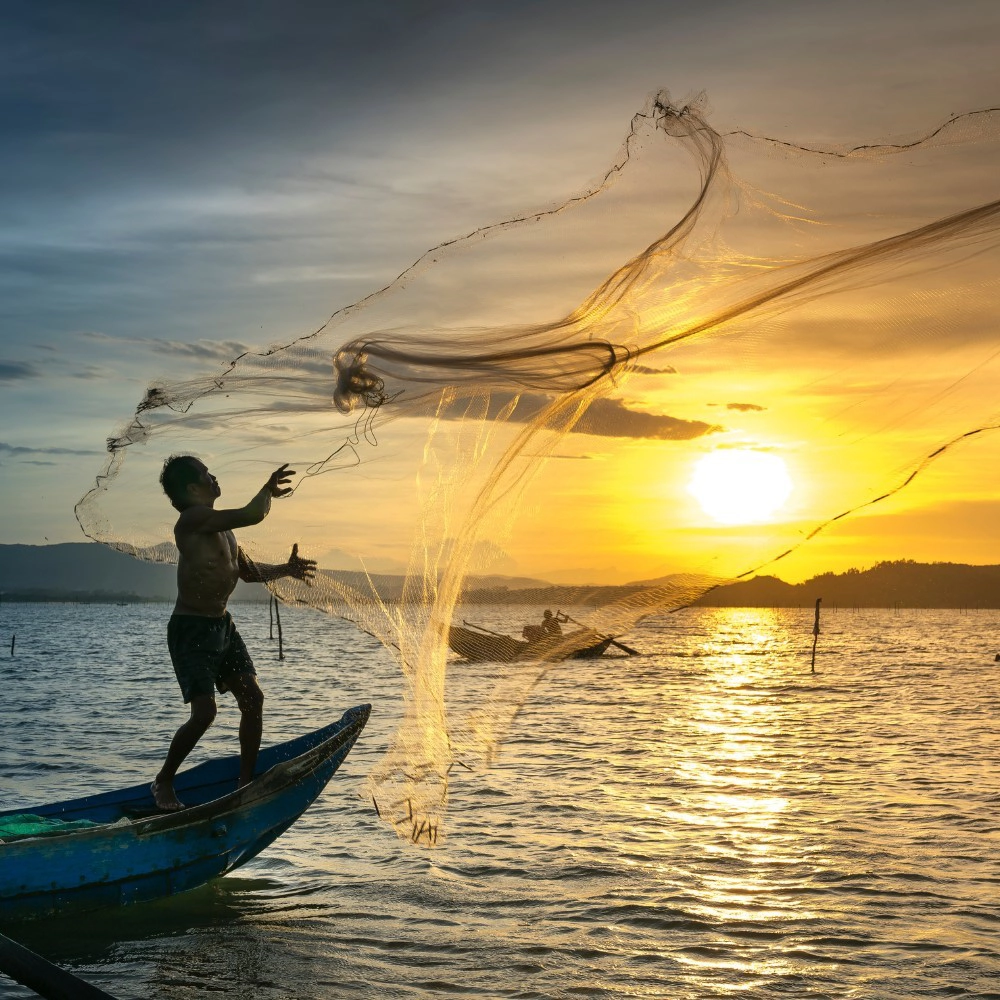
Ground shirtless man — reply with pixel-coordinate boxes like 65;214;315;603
152;455;316;811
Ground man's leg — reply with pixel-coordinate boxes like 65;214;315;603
227;673;264;788
152;695;217;810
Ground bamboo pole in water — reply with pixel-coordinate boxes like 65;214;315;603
274;595;284;660
810;597;822;674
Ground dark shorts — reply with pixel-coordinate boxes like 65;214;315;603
167;612;256;703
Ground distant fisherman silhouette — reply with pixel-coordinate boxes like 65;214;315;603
523;608;567;644
151;456;316;812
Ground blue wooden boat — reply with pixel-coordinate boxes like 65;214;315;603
0;703;370;921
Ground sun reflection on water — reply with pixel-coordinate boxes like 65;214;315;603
637;606;829;938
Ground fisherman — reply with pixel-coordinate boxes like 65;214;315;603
523;608;567;643
541;609;567;637
151;456;316;811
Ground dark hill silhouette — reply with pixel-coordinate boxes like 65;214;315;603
466;560;1000;609
691;560;1000;609
0;543;274;602
0;543;179;601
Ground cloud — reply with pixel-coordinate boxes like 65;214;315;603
150;338;255;362
440;390;719;441
0;348;113;382
81;331;253;363
575;397;720;440
0;442;102;457
252;266;378;286
0;361;40;382
631;363;677;375
71;365;115;380
725;402;765;412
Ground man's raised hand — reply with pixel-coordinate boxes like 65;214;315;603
287;543;317;584
266;464;295;498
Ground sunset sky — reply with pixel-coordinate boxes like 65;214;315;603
2;0;999;586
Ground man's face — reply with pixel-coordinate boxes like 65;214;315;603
190;461;221;501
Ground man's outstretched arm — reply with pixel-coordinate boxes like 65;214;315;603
238;543;317;585
183;465;295;535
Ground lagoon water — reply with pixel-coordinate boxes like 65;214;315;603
1;602;999;999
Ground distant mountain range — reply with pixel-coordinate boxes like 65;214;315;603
467;561;1000;609
690;561;1000;609
1;544;998;609
0;543;184;602
0;543;551;604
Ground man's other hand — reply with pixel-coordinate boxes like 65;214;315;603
287;543;317;584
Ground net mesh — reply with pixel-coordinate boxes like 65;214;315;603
0;814;103;840
75;92;1000;844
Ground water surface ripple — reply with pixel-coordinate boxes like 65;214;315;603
1;604;999;998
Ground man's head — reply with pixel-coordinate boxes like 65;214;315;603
160;455;219;510
543;609;553;620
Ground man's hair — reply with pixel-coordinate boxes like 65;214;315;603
160;455;202;510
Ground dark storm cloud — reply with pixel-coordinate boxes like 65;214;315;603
0;361;39;382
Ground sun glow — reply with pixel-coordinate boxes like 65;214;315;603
688;450;793;525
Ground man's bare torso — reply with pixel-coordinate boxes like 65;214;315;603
174;515;240;617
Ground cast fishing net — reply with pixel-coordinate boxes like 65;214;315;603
75;93;1000;845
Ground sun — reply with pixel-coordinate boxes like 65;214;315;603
688;449;793;525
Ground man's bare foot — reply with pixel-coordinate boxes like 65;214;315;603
150;778;186;812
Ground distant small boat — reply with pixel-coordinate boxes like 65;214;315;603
0;704;370;920
448;625;614;663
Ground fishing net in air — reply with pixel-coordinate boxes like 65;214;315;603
75;92;1000;845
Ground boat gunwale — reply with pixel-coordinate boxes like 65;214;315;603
0;704;371;846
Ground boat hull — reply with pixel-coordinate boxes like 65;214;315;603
448;626;613;663
0;704;370;921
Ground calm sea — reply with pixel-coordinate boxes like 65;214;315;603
1;602;999;999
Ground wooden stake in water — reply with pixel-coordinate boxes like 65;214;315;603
269;594;275;640
810;597;822;673
273;596;284;661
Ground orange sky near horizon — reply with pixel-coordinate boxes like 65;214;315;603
2;2;998;595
